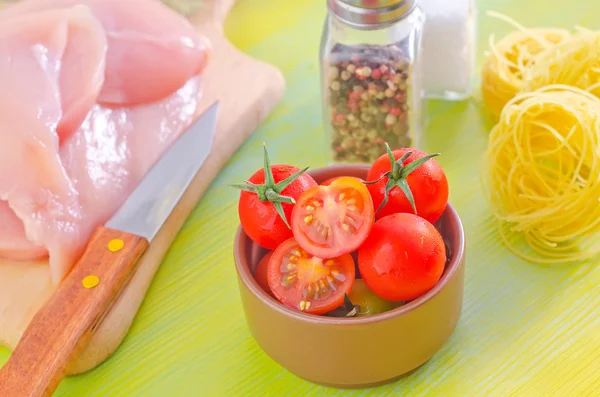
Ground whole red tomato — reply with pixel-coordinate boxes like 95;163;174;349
357;212;446;302
366;146;448;224
233;146;317;250
254;251;274;297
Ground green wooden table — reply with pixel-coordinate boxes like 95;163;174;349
2;0;599;395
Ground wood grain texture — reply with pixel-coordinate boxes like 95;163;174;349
2;0;600;396
0;228;149;397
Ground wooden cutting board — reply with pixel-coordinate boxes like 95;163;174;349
0;0;285;375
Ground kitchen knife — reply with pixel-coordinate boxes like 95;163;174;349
0;101;220;397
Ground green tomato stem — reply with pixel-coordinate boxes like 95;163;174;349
367;142;440;216
229;143;309;229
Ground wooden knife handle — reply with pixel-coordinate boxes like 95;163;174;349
0;226;149;397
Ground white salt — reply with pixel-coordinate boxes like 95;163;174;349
418;0;477;100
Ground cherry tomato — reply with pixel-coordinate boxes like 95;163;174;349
291;176;374;258
253;251;274;297
366;147;448;224
321;176;365;186
267;237;356;315
358;213;446;302
348;279;399;316
234;147;318;250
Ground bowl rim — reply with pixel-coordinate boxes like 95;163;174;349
233;169;466;325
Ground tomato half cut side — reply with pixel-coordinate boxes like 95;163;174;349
267;237;356;315
291;176;374;258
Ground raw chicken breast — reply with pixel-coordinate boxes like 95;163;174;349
0;74;201;283
0;6;104;271
0;203;47;261
0;5;106;142
57;7;107;140
51;77;202;283
0;0;209;107
0;1;208;284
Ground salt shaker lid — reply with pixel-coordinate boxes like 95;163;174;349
328;0;417;27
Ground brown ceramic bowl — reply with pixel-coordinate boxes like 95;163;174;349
233;164;466;388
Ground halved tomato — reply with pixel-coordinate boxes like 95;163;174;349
267;237;355;315
291;176;374;258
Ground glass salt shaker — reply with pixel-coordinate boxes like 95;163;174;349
320;0;426;164
419;0;477;100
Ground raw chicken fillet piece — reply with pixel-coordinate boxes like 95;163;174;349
0;0;210;284
0;0;210;107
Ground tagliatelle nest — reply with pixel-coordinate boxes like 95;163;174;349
481;84;600;264
481;11;572;118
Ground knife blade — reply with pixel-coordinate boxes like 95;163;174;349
106;101;219;240
0;102;219;397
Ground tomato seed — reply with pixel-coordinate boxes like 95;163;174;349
344;215;359;227
331;271;346;282
327;276;338;290
281;274;297;286
313;284;325;299
304;215;313;225
304;284;312;298
280;261;296;272
307;282;321;299
315;222;324;235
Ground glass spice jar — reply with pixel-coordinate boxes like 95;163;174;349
319;0;425;164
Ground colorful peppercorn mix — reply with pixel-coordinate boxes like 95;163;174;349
323;43;415;163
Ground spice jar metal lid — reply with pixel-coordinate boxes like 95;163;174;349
328;0;416;28
340;0;411;9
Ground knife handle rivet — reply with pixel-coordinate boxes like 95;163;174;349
82;275;100;289
108;238;125;252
